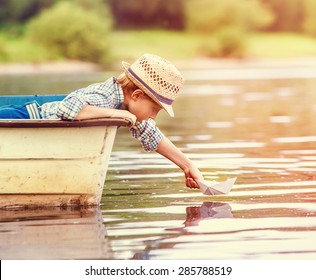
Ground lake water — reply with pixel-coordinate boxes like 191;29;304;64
1;65;316;259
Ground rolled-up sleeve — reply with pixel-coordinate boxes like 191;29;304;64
40;78;123;120
130;119;164;151
55;82;116;120
56;94;88;120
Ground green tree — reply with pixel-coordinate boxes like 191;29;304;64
303;0;316;37
67;0;110;18
185;0;272;33
185;0;273;57
109;0;185;30
0;36;8;61
260;0;305;32
27;1;112;63
0;0;56;24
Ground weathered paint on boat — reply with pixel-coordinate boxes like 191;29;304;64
0;95;129;208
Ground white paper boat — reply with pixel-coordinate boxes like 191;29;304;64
197;177;237;195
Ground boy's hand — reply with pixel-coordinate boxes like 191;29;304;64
119;111;137;128
186;177;200;189
184;164;204;189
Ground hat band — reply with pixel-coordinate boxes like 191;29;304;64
128;68;174;105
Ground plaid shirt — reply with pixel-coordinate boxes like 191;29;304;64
41;77;164;151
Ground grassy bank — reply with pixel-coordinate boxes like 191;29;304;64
0;33;57;63
247;33;316;58
1;30;316;65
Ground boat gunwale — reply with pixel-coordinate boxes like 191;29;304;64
0;118;130;128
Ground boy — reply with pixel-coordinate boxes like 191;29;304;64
0;54;203;189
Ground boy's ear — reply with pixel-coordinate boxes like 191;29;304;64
130;89;145;100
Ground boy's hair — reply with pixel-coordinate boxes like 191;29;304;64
117;72;139;95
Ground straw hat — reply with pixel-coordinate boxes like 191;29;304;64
122;54;184;117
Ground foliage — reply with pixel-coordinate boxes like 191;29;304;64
1;0;316;37
0;0;55;24
27;1;111;63
261;0;305;32
0;36;8;61
110;30;316;62
1;0;316;63
260;0;316;37
303;0;316;37
2;29;316;64
109;0;185;30
184;0;273;57
215;27;247;57
197;27;247;58
67;0;110;18
185;0;273;33
108;30;200;61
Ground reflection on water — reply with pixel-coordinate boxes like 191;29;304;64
103;73;316;260
0;207;111;259
1;69;316;259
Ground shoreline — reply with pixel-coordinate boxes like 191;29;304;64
0;61;102;75
1;57;316;75
175;56;316;70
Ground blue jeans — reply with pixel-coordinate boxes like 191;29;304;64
0;101;41;119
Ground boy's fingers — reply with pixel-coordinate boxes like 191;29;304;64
124;117;135;128
186;178;200;189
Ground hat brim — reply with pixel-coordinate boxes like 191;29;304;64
122;61;174;117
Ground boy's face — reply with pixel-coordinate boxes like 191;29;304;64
128;90;162;122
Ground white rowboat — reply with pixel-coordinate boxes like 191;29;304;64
0;95;129;208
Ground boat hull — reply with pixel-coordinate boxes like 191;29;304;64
0;125;118;207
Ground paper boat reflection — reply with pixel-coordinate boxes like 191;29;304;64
185;202;233;226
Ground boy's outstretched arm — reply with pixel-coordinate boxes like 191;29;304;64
156;137;204;189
